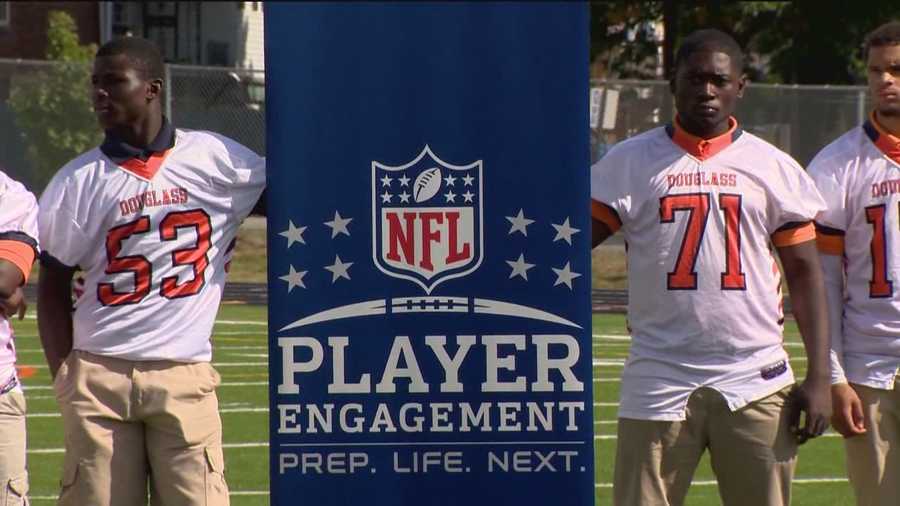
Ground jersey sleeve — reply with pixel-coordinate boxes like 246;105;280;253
0;176;39;281
38;176;88;269
590;149;630;233
807;153;847;256
210;134;266;222
765;154;826;247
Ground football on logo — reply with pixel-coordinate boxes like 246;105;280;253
372;146;483;294
413;168;442;203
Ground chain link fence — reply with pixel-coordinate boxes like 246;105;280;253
591;79;872;166
0;60;877;194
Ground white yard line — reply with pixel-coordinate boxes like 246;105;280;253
28;441;270;455
24;381;268;391
595;477;847;488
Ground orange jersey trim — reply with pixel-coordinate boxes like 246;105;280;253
668;116;740;161
591;200;622;233
0;240;35;283
866;111;900;164
118;149;171;180
816;234;844;255
815;223;845;256
772;222;816;247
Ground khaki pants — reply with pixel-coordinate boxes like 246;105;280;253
845;381;900;506
614;387;797;506
53;350;229;506
0;391;28;505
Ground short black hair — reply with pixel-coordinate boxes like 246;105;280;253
674;29;745;74
865;21;900;59
96;37;165;81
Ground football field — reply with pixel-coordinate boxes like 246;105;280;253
14;306;854;505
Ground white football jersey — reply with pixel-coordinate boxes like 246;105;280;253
809;116;900;389
591;118;825;420
39;129;265;362
0;171;38;386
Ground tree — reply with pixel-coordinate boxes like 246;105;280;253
591;1;900;85
8;11;101;189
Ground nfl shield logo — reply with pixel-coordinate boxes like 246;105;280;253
372;145;483;293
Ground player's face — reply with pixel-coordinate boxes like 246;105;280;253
91;54;158;130
867;44;900;117
671;50;745;138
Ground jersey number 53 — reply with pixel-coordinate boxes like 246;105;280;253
98;209;212;306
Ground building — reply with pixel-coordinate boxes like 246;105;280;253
0;1;265;70
111;1;265;70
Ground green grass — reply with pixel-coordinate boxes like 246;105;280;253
14;308;854;504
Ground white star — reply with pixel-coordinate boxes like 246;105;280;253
325;255;353;283
444;174;457;187
279;265;307;292
506;209;535;236
398;191;411;203
462;174;475;186
551;218;581;245
324;211;352;238
462;191;475;203
381;191;393;203
279;220;306;248
380;174;393;187
552;262;581;290
398;174;410;187
444;190;457;203
506;253;536;281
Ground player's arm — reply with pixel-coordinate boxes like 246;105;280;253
775;231;832;443
0;238;36;320
816;225;865;437
591;201;620;248
0;260;25;320
251;188;267;217
37;257;75;378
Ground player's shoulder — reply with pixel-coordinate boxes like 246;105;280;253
733;130;806;174
734;130;797;164
595;126;668;168
175;128;259;158
807;126;868;176
0;170;37;207
40;147;105;203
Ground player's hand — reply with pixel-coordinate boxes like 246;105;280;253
788;377;831;444
830;383;866;438
0;287;26;321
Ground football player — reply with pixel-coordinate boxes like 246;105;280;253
0;171;38;505
37;37;264;505
591;29;831;505
809;20;900;506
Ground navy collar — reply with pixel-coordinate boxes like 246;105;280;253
100;117;175;161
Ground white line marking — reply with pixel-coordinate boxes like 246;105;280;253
24;381;268;392
28;442;270;455
26;406;269;419
594;432;843;441
594;477;848;488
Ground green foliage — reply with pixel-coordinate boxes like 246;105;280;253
590;1;900;84
7;11;102;189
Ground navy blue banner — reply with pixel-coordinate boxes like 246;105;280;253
265;4;591;505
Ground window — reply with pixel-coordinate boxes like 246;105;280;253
0;2;10;27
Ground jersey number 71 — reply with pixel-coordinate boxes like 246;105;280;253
660;192;746;290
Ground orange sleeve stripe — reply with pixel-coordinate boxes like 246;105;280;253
0;240;35;283
591;200;621;233
816;234;844;255
772;222;816;247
